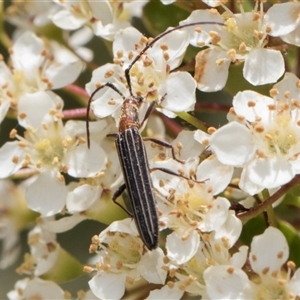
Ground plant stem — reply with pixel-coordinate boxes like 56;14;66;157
238;175;300;223
176;111;209;132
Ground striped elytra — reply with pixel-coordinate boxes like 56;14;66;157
115;126;159;250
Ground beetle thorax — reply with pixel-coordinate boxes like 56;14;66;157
119;97;141;132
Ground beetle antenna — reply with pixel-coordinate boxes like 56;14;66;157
86;82;126;148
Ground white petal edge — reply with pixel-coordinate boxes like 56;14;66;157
26;171;67;216
194;48;231;92
243;48;284;85
67;141;107;178
166;229;200;265
89;272;126;300
210;122;256;166
265;2;300;37
204;265;251;300
158;71;196;113
247;157;294;189
196;155;234;195
249;227;289;275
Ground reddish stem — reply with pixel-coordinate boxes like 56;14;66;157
195;102;231;113
63;108;87;119
159;114;183;136
65;84;89;99
238;175;300;223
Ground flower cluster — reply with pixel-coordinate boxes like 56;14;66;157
1;1;300;299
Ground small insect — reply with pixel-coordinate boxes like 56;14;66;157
86;20;224;250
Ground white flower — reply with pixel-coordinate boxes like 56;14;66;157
145;133;244;298
210;73;300;194
152;161;242;265
88;219;167;300
0;101;107;216
0;31;84;123
164;233;248;297
51;0;112;30
7;278;30;300
203;227;300;300
27;225;60;276
86;26;196;125
194;129;234;195
265;2;300;47
180;4;285;91
5;1;59;30
11;32;83;90
7;277;64;300
13;225;60;278
50;0;132;40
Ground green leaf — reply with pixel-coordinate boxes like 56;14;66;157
143;0;189;36
285;183;300;204
278;220;300;267
239;214;267;246
274;192;300;225
41;247;84;283
282;194;300;208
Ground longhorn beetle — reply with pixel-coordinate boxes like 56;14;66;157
86;21;224;250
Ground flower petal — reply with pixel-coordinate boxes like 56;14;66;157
89;272;126;300
147;284;184;300
194;48;230;92
232;90;274;123
288;268;300;296
26;171;67;216
179;9;224;47
247;157;294;189
40;214;86;233
0;142;25;178
196;155;234;195
249;227;289;275
24;278;64;299
239;167;264;196
149;28;189;70
204;265;251;300
243;48;284;85
213;210;242;247
18;91;63;128
282;25;300;47
158;71;196;112
199;197;230;232
89;0;113;26
44;46;84;89
166;229;200;265
265;2;300;37
229;245;249;269
11;31;44;72
210;122;256;166
137;248;167;284
66;184;101;213
51;9;86;30
273;72;300;101
66;141;106;178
